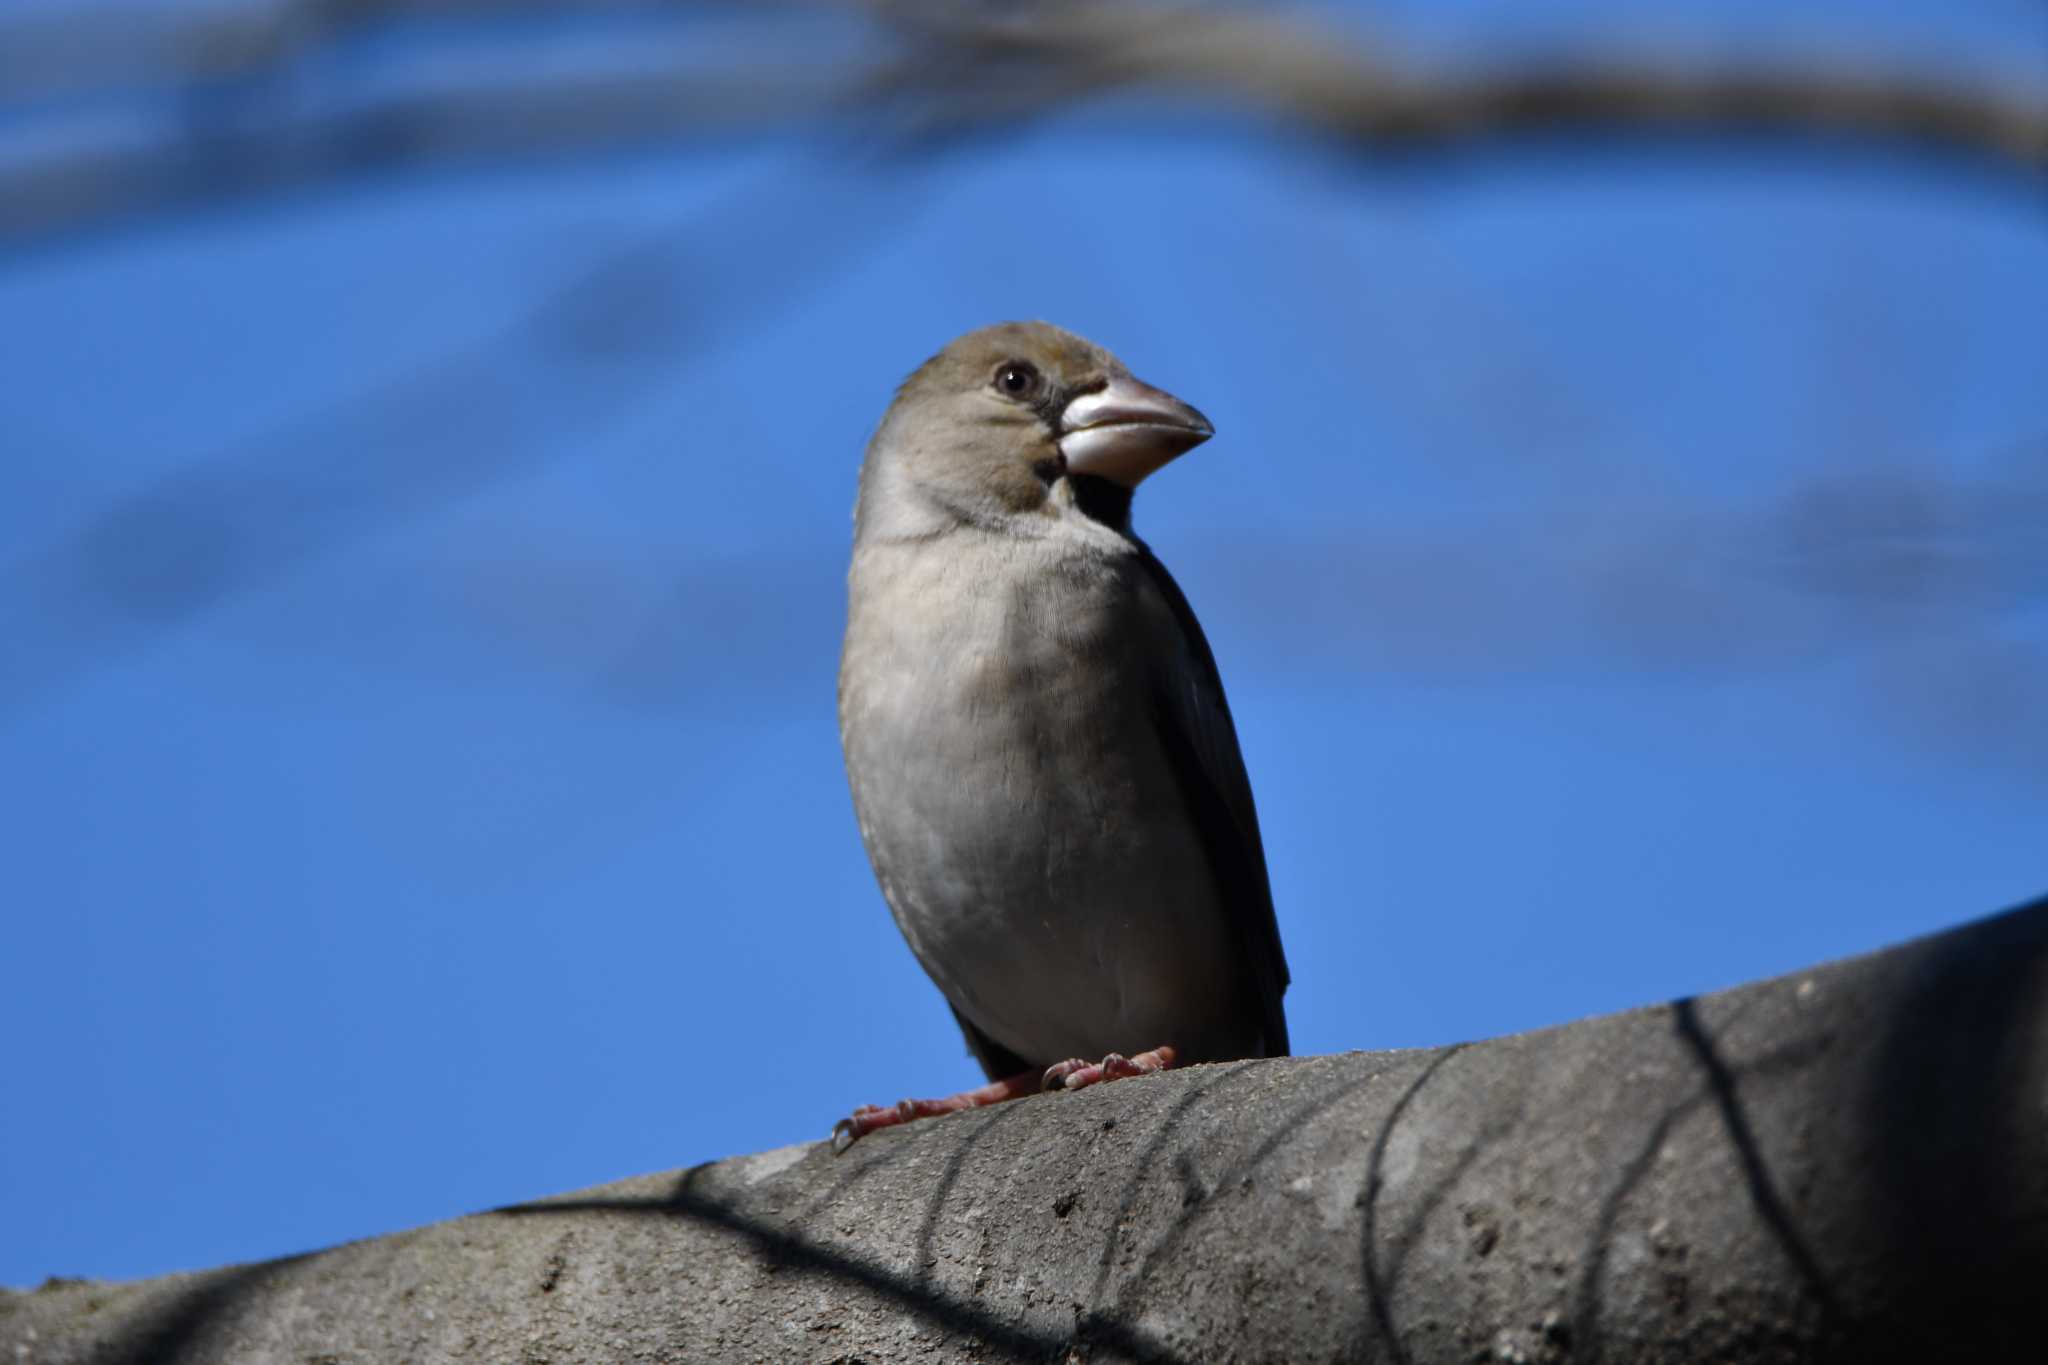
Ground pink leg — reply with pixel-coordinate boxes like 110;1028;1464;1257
831;1044;1179;1153
1043;1044;1178;1092
832;1071;1040;1153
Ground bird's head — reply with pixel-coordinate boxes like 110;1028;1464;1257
857;321;1213;540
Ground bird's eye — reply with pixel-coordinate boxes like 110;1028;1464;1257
993;362;1041;399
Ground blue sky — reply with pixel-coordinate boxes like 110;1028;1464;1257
2;1;2045;1286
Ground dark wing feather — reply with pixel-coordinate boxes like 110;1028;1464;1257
952;1004;1034;1082
1133;541;1291;1058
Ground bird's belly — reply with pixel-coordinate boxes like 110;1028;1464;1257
847;674;1244;1067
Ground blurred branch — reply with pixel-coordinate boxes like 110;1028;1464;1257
868;1;2048;166
0;143;934;712
2;0;2043;250
2;0;2042;714
0;2;736;105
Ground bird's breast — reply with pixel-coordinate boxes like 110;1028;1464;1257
839;533;1244;1065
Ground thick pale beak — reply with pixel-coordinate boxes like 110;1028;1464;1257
1057;374;1213;488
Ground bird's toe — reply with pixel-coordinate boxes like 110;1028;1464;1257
1044;1044;1179;1093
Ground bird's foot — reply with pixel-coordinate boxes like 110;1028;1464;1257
1042;1044;1178;1092
830;1045;1181;1153
831;1071;1041;1154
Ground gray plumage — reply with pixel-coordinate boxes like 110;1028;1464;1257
838;321;1288;1079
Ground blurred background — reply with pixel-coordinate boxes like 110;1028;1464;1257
2;0;2044;1288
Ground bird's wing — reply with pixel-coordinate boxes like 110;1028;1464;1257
950;1004;1033;1082
1132;542;1291;1057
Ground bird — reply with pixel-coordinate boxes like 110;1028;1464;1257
834;321;1288;1151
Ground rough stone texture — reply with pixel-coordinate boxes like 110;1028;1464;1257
7;894;2047;1363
